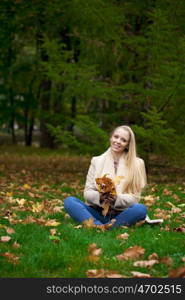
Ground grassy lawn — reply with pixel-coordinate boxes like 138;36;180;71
0;146;185;278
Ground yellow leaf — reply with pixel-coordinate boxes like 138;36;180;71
6;192;13;197
16;198;26;206
45;219;61;226
23;184;31;190
82;218;95;228
31;202;44;213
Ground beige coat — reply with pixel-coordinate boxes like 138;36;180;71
83;148;147;211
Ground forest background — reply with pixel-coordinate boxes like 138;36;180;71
0;0;185;171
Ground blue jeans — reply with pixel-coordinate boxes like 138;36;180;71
64;196;147;228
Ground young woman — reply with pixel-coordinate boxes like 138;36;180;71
64;125;147;229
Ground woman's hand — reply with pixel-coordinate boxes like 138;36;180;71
100;192;116;206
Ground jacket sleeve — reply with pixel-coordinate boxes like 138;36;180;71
114;158;147;210
83;157;100;206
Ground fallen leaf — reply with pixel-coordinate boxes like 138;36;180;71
28;192;35;198
169;266;185;278
170;207;182;214
31;202;44;213
23;184;31;190
135;220;146;227
173;227;185;233
16;199;26;206
116;246;145;261
165;201;176;208
133;259;158;268
148;253;158;260
74;225;83;229
117;233;129;240
45;219;61;227
1;236;11;242
131;271;151;278
82;218;95;228
6;192;13;197
50;229;57;236
163;189;172;195
1;252;20;264
12;242;21;249
160;256;173;266
53;206;62;213
6;227;15;235
88;243;102;256
86;269;124;278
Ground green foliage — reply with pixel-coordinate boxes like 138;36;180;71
132;106;176;158
48;115;109;155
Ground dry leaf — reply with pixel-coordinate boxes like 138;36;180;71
6;227;15;235
50;229;57;236
165;201;176;208
82;218;95;228
86;269;124;278
135;220;146;227
133;259;158;268
1;252;20;264
169;266;185;278
16;199;26;206
163;189;172;195
6;192;13;197
160;256;173;266
143;195;156;207
148;253;158;260
160;225;170;231
31;202;44;213
53;206;62;213
131;271;151;278
45;219;61;226
88;243;102;256
74;225;82;229
116;245;145;261
23;184;31;190
12;242;21;249
170;207;182;214
28;192;35;198
117;233;129;240
87;255;100;262
1;236;11;242
173;227;185;233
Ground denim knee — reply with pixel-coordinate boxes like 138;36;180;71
135;203;147;218
64;196;77;210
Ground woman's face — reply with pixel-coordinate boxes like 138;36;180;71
110;128;130;154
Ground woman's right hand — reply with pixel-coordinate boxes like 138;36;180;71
100;192;116;206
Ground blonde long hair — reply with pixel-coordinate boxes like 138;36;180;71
111;125;146;194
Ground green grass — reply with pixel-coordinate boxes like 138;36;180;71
0;148;185;278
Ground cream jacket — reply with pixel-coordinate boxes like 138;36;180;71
83;148;147;211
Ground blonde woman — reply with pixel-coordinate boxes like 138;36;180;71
64;125;147;228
